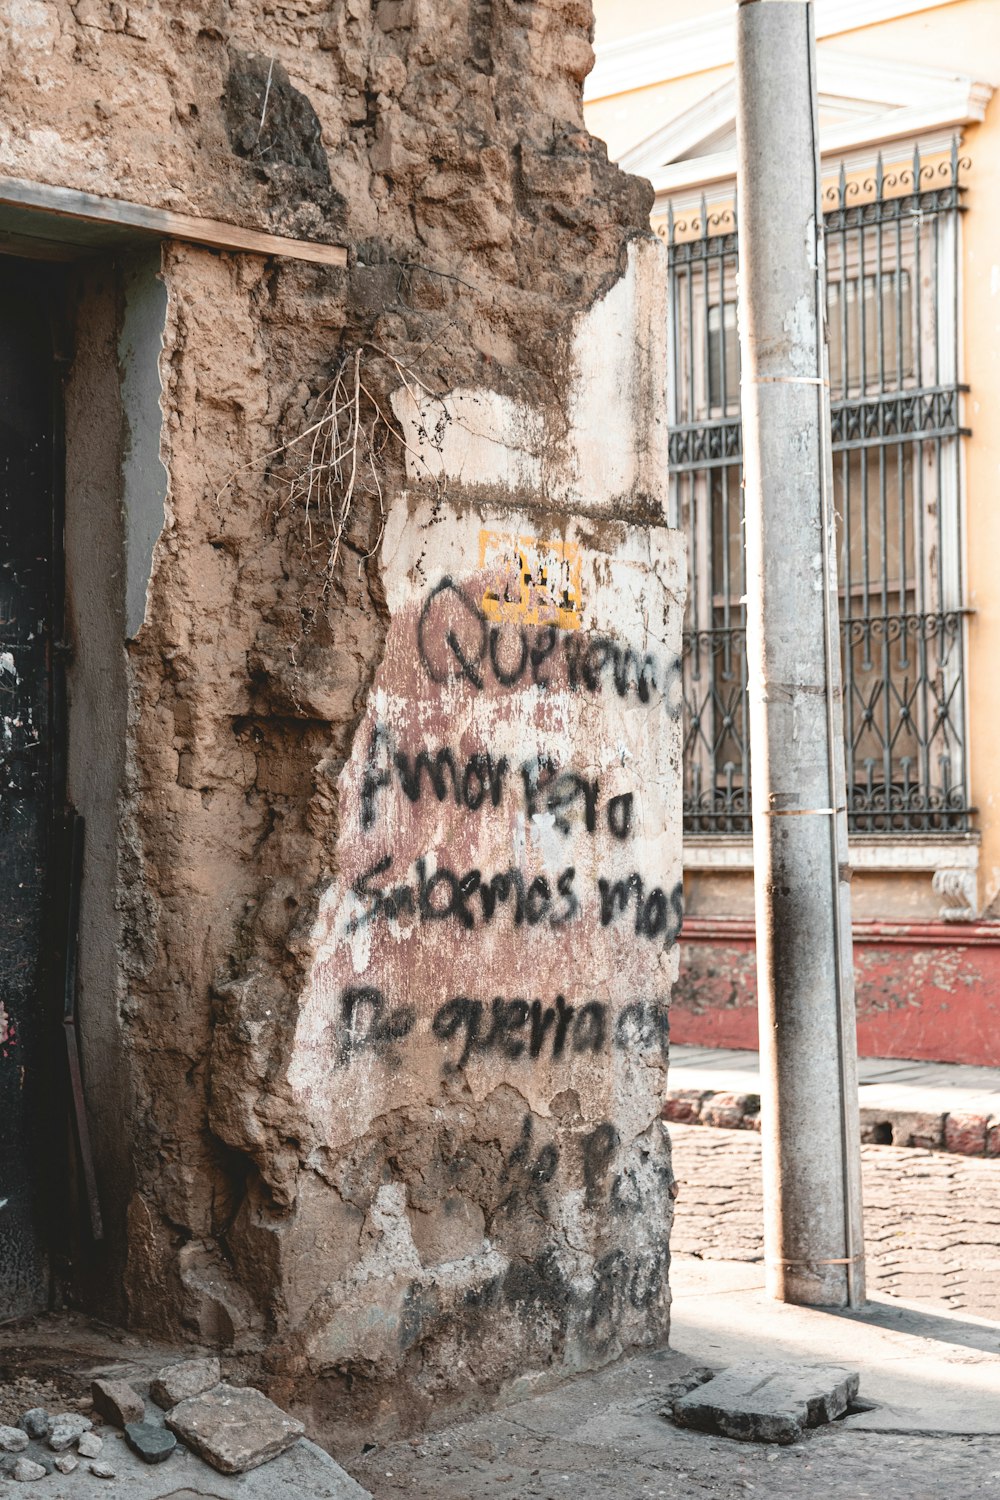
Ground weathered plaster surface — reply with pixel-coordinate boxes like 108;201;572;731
119;247;169;639
0;0;682;1444
265;496;683;1414
392;239;669;513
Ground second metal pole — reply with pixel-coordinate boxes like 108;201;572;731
736;0;866;1309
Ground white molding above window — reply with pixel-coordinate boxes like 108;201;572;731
684;835;980;873
655;130;966;221
587;0;966;102
623;80;736;181
684;837;981;920
616;50;993;205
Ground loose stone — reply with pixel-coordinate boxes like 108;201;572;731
672;1361;861;1445
11;1457;47;1481
165;1385;304;1474
89;1460;117;1478
48;1413;94;1451
150;1356;221;1409
91;1378;144;1427
125;1420;178;1464
78;1431;103;1457
55;1454;79;1474
19;1411;50;1441
0;1424;29;1452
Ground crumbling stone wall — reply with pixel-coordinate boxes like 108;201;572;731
0;0;681;1444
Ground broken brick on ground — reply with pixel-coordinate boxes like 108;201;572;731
165;1385;305;1475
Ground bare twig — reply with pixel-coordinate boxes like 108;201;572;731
215;343;457;586
254;57;276;156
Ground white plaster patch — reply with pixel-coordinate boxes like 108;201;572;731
390;239;670;516
805;214;822;274
2;0;59;58
781;293;818;375
391;385;544;492
557;237;670;511
362;1183;422;1280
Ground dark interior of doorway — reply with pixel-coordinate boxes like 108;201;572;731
0;259;70;1321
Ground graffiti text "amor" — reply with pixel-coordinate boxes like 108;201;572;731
361;724;635;840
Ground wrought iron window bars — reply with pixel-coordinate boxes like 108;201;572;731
665;142;972;837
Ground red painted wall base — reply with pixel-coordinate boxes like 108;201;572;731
674;919;1000;1066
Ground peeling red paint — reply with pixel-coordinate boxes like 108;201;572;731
674;918;1000;1065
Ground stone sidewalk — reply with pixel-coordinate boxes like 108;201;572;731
669;1121;1000;1319
664;1045;1000;1156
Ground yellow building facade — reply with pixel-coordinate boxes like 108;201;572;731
586;0;1000;1063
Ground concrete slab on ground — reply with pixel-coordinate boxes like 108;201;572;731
669;1255;1000;1436
672;1360;859;1444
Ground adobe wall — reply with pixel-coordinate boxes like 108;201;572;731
1;0;683;1441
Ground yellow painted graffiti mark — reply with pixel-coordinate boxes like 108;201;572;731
478;530;583;631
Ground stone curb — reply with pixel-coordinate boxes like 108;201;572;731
662;1090;1000;1157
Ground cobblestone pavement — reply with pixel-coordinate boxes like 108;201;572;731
669;1123;1000;1319
352;1349;1000;1500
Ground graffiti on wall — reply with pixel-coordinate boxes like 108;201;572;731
289;506;684;1149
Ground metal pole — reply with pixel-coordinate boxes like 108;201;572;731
735;0;866;1308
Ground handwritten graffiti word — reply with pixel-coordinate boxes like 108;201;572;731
582;1121;619;1208
337;985;416;1066
586;1245;668;1331
431;995;669;1070
350;855;579;933
360;725;634;841
598;875;684;942
580;1121;674;1219
434;995;601;1068
495;1112;561;1218
360;724;509;831
349;855;682;943
478;529;583;632
331;989;670;1070
521;757;633;839
417;576;664;703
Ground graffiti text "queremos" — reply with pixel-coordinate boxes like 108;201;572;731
417;576;675;704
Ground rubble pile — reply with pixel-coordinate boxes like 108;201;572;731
0;1359;303;1484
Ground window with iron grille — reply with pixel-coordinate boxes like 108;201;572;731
667;143;971;838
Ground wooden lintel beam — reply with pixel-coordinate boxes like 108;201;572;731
0;174;349;268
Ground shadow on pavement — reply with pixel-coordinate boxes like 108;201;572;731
832;1296;1000;1356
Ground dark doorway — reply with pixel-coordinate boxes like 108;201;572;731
0;262;65;1319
